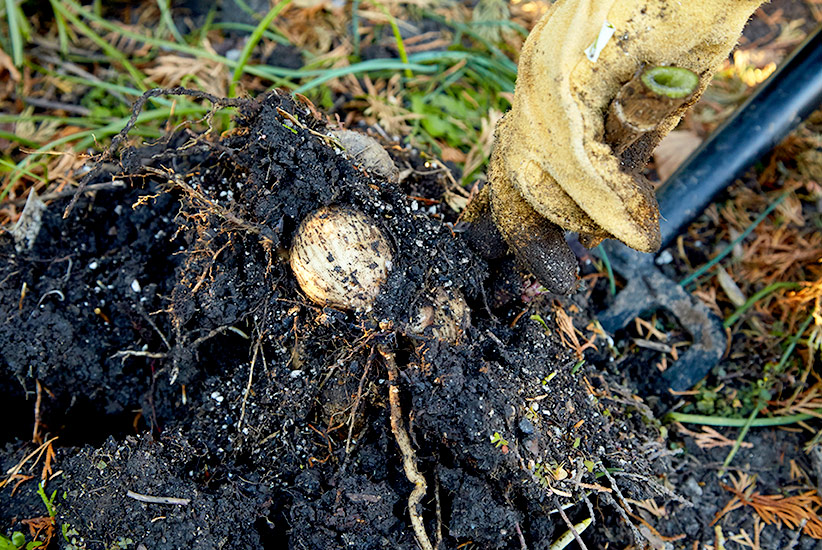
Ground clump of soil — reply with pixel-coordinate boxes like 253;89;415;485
1;90;671;549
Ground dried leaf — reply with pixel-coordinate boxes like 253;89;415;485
9;188;46;252
653;130;702;181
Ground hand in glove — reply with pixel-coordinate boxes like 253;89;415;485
465;0;765;294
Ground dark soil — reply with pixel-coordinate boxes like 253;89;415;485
0;90;818;550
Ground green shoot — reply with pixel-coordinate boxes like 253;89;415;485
36;481;57;518
373;0;412;78
597;244;617;296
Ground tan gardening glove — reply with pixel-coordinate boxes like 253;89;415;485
465;0;765;294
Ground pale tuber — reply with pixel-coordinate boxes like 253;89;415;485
290;206;393;311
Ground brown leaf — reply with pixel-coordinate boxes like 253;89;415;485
653;130;702;181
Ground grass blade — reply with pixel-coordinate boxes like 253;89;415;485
351;0;361;59
52;3;70;56
375;1;412;78
666;410;820;427
1;105;209;201
668;311;818;475
4;0;23;67
232;0;264;21
468;18;528;37
229;0;292;97
57;0;296;87
50;0;149;90
293;59;437;94
718;402;764;476
723;281;803;328
420;9;517;71
210;22;290;45
719;311;816;474
597;244;617;296
156;0;184;44
0;129;39;148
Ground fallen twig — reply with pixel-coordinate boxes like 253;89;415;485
126;490;191;506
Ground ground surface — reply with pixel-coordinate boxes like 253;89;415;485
1;1;822;550
0;87;818;550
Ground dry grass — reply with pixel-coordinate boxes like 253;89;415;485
713;472;822;539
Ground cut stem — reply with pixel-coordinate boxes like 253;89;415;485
605;65;699;158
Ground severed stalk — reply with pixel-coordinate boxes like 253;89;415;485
462;0;765;292
605;65;699;162
462;65;700;293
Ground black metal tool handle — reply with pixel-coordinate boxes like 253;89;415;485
597;26;822;393
656;24;822;250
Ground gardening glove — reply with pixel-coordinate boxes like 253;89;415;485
466;0;766;294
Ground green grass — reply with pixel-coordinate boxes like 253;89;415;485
2;104;210;200
666;409;820;427
2;0;29;67
156;0;184;44
668;311;818;473
228;0;292;97
596;244;617;296
49;0;149;89
723;281;804;328
2;0;521;199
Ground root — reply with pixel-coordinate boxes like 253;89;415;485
612;470;691;505
144;166;276;241
514;521;528;550
596;463;648;548
112;350;167;362
551;495;589;550
238;339;261;432
32;380;42;444
380;346;435;550
601;492;645;549
64;87;248;219
345;348;374;454
434;474;444;549
599;464;632;514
